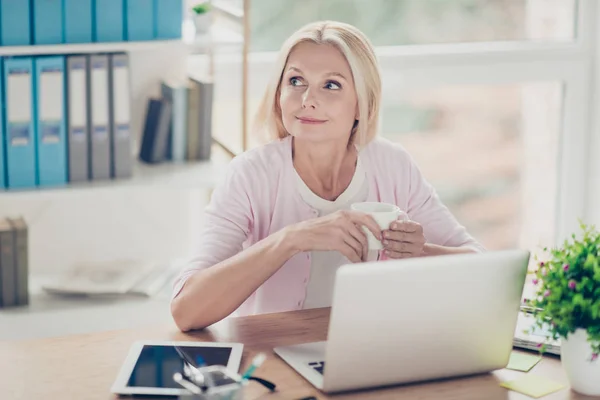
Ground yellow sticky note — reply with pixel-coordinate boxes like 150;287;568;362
500;374;565;398
506;352;542;372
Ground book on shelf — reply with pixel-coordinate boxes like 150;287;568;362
0;216;29;308
139;98;172;164
141;75;214;164
0;218;16;307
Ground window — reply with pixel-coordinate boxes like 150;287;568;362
380;83;562;251
249;0;577;51
190;0;596;253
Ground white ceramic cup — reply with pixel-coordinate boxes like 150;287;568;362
351;202;408;250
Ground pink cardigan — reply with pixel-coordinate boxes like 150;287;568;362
172;135;485;316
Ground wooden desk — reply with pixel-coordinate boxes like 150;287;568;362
0;308;587;400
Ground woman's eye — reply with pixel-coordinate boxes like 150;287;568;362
325;81;341;90
289;77;303;86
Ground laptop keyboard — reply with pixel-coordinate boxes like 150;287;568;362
308;361;325;375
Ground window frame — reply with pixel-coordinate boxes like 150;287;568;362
216;0;597;245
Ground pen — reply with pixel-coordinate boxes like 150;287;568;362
196;356;216;390
241;353;267;381
173;372;202;395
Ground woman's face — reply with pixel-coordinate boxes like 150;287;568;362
279;42;358;145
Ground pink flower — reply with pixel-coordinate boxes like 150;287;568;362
541;268;548;276
532;279;539;285
563;264;570;272
537;343;543;348
544;289;551;297
592;353;598;362
540;262;545;267
568;280;577;290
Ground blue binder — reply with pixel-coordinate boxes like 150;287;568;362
4;58;36;189
32;0;63;44
94;0;124;42
35;56;67;187
0;60;5;189
126;0;154;41
0;0;32;46
154;0;182;39
64;0;93;44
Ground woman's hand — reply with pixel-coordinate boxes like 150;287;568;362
285;210;382;263
382;220;426;259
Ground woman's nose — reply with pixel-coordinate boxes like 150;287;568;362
302;88;317;109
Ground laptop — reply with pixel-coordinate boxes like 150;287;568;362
274;249;530;393
514;306;561;355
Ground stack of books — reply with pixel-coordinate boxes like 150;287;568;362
0;0;182;46
0;217;28;308
139;76;214;164
0;52;133;190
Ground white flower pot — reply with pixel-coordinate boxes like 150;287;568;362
194;13;211;34
561;329;600;396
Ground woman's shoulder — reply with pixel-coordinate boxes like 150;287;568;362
225;136;291;182
361;136;413;166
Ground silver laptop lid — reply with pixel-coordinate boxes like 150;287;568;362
322;249;530;393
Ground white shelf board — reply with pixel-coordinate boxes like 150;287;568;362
0;39;184;56
182;19;243;53
0;273;174;340
0;159;228;198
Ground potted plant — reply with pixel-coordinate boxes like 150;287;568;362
192;2;212;34
527;221;600;396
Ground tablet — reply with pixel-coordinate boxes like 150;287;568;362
111;340;244;396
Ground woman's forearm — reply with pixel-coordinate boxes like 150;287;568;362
171;228;299;331
422;243;480;257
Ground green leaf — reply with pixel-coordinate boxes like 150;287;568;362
531;221;600;340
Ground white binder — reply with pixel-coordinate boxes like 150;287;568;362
67;55;89;182
109;53;132;178
88;54;111;180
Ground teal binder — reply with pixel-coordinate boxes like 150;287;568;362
64;0;93;43
35;56;67;187
154;0;182;39
4;58;36;189
32;0;63;44
94;0;124;42
0;0;32;45
126;0;154;41
0;59;4;189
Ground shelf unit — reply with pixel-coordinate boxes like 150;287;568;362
0;37;191;189
0;27;220;276
0;158;228;198
0;39;183;57
0;1;245;281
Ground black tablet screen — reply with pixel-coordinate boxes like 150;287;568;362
126;345;233;388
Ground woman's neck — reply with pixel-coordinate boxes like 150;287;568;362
292;137;357;201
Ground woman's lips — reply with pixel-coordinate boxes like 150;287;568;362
296;116;327;124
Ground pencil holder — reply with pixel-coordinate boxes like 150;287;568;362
174;364;246;400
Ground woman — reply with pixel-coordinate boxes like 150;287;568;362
171;20;485;331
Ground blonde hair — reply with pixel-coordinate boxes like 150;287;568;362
253;20;382;148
